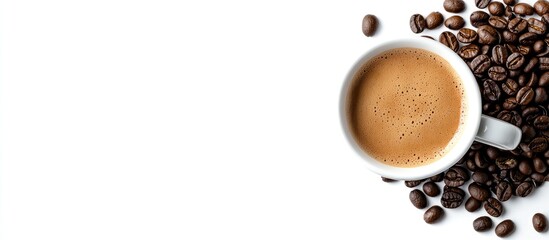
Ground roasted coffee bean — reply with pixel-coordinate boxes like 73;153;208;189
507;52;525;69
489;16;508;29
495;219;515;237
444;0;466;13
509;69;521;78
484;197;503;217
439;31;459;52
465;197;482;212
488;66;507;81
533;213;548;232
425;12;444;29
534;115;549;129
516;86;535;105
409;189;428;209
476;0;492;9
457;28;478;43
540;72;549;86
522;106;541;120
422;181;440;197
405;180;424;188
534;40;547;54
424;205;444;224
459;44;480;59
496;157;518;169
503;97;518;109
488;1;505;15
520;142;533;158
486;147;499;160
445;15;465;30
506;43;520;53
474;152;490;169
533;157;547;173
522;125;537;143
535;87;548;103
510;168;527;182
466;158;478;171
528;18;547;35
430;172;445;182
441;186;465;208
532;172;546;185
478;25;500;44
516;181;534;197
492;45;509;64
519;160;533;175
524;57;539;73
518;45;533;55
471;54;491;74
381;176;396;182
484;79;502;101
519;32;538;45
444;166;469;187
410;14;426;33
530;137;548;152
503;79;519;95
504;0;515;5
498;110;513;122
471;11;490;27
496;181;513;201
535;0;549;15
472;171;491;185
362;15;378;37
503;30;518;43
484;102;502;116
508;17;528;34
474;216;493;232
514;3;535;15
469;182;491;201
539;57;549;70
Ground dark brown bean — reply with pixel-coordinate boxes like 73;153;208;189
535;87;547;103
488;66;507;81
492;45;509;65
441;186;465;208
503;79;519;95
503;30;518;43
534;0;549;15
528;18;547;35
533;157;547;173
439;31;459;52
474;216;493;232
444;0;466;13
459;44;480;59
471;11;490;27
478;25;500;44
472;54;492;74
465;197;482;212
516;86;534;105
409;189;427;209
484;197;503;217
422;181;440;197
496;181;513;201
469;182;491;201
534;40;547;54
506;52;525;70
424;205;444;224
425;12;444;29
533;213;548;232
524;57;539;73
504;0;515;5
410;14;426;33
476;0;492;9
457;28;478;43
514;3;535;15
503;97;518;109
508;17;528;34
534;115;549;129
362;15;378;37
530;137;548;152
489;1;505;15
489;16;508;29
540;72;549;86
405;180;424;188
445;15;465;30
516;181;534;197
495;219;515;237
519;32;538;46
484;79;502;101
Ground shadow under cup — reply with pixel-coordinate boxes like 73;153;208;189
340;38;482;180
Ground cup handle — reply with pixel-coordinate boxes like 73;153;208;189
474;115;522;150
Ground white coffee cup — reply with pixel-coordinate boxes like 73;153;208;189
340;38;522;180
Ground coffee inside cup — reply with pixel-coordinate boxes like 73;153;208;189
346;48;467;168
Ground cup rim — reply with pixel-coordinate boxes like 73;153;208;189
340;37;482;180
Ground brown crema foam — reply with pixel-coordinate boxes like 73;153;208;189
346;48;466;167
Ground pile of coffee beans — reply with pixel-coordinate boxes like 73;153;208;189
369;0;549;238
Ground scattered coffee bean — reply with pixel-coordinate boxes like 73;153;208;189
508;17;528;34
469;182;491;201
516;181;534;197
474;216;493;232
535;0;549;16
534;115;549;129
503;30;518;43
514;3;535;16
424;205;444;224
422;181;440;197
457;28;478;43
495;180;513;201
484;197;503;217
441;186;465;208
459;44;480;59
444;0;466;13
430;172;445;182
362;15;378;37
405;180;424;188
484;79;502;101
471;11;491;27
439;31;459;52
476;0;492;9
530;137;548;152
519;32;538;46
471;54;492;74
507;52;525;70
410;14;426;33
533;157;547;173
489;15;508;29
425;12;444;29
488;1;505;16
533;212;548;232
445;15;466;30
516;86;535;105
504;0;515;6
444;166;469;187
528;18;546;35
465;197;482;212
409;189;428;209
478;25;500;44
495;219;515;237
488;66;507;81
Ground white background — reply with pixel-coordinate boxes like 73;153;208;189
1;0;549;239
